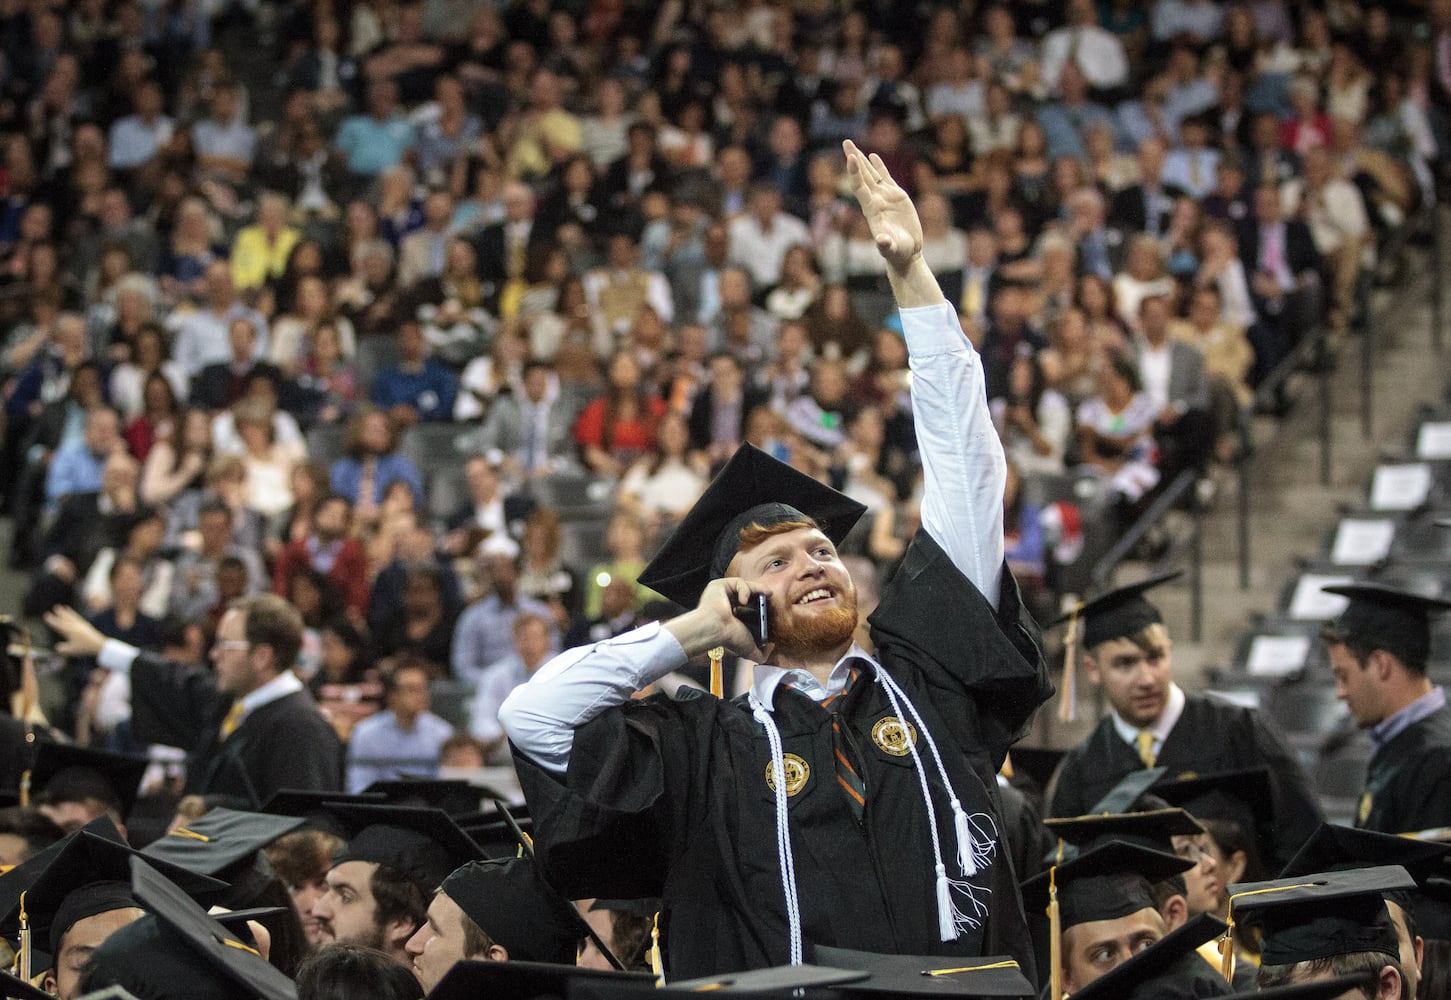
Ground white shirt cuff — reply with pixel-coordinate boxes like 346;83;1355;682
900;301;967;355
98;639;141;674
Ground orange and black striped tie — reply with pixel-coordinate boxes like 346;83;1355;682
822;668;866;820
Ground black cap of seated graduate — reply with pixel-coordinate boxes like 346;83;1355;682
1046;807;1204;857
142;809;305;881
810;946;1035;996
1049;571;1181;723
638;443;867;608
1021;839;1196;1000
1226;865;1416;969
1150;766;1277;869
82;856;296;1000
1087;767;1170;815
1319;582;1451;667
0;817;226;960
22;743;149;821
321;803;485;895
1063;912;1229;1000
363;778;497;816
437;857;591;965
258;789;386;838
425;959;658;1000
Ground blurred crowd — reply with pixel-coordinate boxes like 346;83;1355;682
0;0;1445;781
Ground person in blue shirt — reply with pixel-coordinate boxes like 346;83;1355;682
334;78;415;181
329;407;425;509
369;319;457;423
46;407;123;506
346;660;456;792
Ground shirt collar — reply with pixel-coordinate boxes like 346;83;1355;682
1370;686;1446;752
238;670;303;716
750;643;879;712
1111;681;1186;746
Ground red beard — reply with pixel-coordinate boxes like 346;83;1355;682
770;584;860;658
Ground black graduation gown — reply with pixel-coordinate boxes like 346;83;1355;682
513;532;1053;981
127;652;343;808
1046;695;1322;872
1356;704;1451;834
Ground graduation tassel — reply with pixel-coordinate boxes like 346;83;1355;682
17;891;30;982
1047;864;1063;1000
951;800;977;877
708;646;724;699
17;770;29;808
1218;918;1235;982
649;911;665;987
1056;607;1079;723
935;863;956;942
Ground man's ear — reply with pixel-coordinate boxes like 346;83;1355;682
1082;653;1101;685
1376;964;1402;1000
484;943;509;962
1159;894;1188;933
384;916;421;954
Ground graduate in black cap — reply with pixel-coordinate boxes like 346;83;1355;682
497;141;1052;981
404;856;593;992
309;803;484;968
1318;583;1451;835
1046;573;1322;871
0;817;224;1000
1229;866;1416;997
43;595;342;811
19;743;148;838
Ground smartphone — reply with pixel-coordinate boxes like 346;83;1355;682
734;592;770;646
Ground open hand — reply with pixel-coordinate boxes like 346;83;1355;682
44;605;107;659
843;139;923;272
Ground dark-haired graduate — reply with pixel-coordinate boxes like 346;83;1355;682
499;140;1053;981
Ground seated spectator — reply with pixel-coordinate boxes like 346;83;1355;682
26;452;141;618
124;372;183;463
619;411;708;536
88;554;163;658
1039;0;1129;94
1002;461;1054;623
311;617;383;742
287;565;337;680
273;493;369;619
466;612;554;760
756;321;813;418
832;406;897;514
374;565;457;673
727;183;811;291
346;659;454;792
269;276;358;376
1110;137;1176;237
505;68;581;181
1036;64;1115;162
416;244;494;371
785;358;852;453
917;192;968;279
1172;285;1254;464
46;406;124;508
107;78;173;172
562;575;642;653
369;510;463;640
1135;295;1213;482
1279;146;1369;332
414;74;482;184
369;319;458;424
991;353;1072;477
333;78;415;184
1161;113;1222;201
110;323;188;427
516;507;578;635
688;351;768;468
440;457;513;556
1113;235;1179;335
82;507;173;618
335;240;406;342
980;280;1047;402
141;408;212;507
1281;75;1331;154
235;398;306;519
454;329;523;424
191;81;256;190
1077;349;1162;503
166;260;269;379
164;454;267;556
329;406;424;517
171;498;267;623
581;510;651;621
801;285;871;367
230;191;301;294
293;322;360;426
1237;184;1322;373
451;550;557;687
583;232;674;341
573;350;666;479
466;358;579;479
397;189;456;290
190;317;281;412
763;245;821;322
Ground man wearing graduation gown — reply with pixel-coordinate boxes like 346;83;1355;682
1046;574;1321;872
44;595;341;809
499;140;1053;980
1318;584;1451;835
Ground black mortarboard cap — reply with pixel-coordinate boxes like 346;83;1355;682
811;946;1034;996
662;965;870;996
1417;877;1451;940
25;744;149;821
1046;808;1204;856
1065;912;1229;1000
82;856;297;1000
141;809;305;879
1227;865;1415;965
1281;823;1451;884
1320;583;1451;666
456;805;534;859
0;818;226;955
638;443;867;608
259;789;385;837
364;778;498;816
1052;572;1181;650
425;959;657;1000
1021;840;1195;928
1151;767;1275;843
0;970;51;1000
323;803;484;894
440;857;590;964
1088;767;1169;815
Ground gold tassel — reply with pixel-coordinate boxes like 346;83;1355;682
650;911;665;987
1218;918;1235;981
708;647;724;699
17;770;29;808
1056;608;1079;723
17;891;30;982
1047;864;1063;1000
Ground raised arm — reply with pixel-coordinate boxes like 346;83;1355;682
844;140;1005;606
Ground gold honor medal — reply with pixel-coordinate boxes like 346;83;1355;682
764;754;810;796
871;716;918;757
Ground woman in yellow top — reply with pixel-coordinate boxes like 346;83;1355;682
230;191;301;291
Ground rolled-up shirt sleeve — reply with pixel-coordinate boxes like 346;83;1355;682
499;621;690;774
98;639;142;674
901;301;1006;608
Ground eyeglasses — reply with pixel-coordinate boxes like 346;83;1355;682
215;641;251;652
1175;842;1214;862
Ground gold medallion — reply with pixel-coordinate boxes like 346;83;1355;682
1357;791;1373;825
871;716;918;757
764;754;810;796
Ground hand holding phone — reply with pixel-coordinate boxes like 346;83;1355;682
733;592;770;646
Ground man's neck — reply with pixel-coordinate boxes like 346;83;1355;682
1385;677;1437;719
394;709;420;731
769;640;854;687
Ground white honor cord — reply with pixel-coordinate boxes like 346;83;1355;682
751;695;805;966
